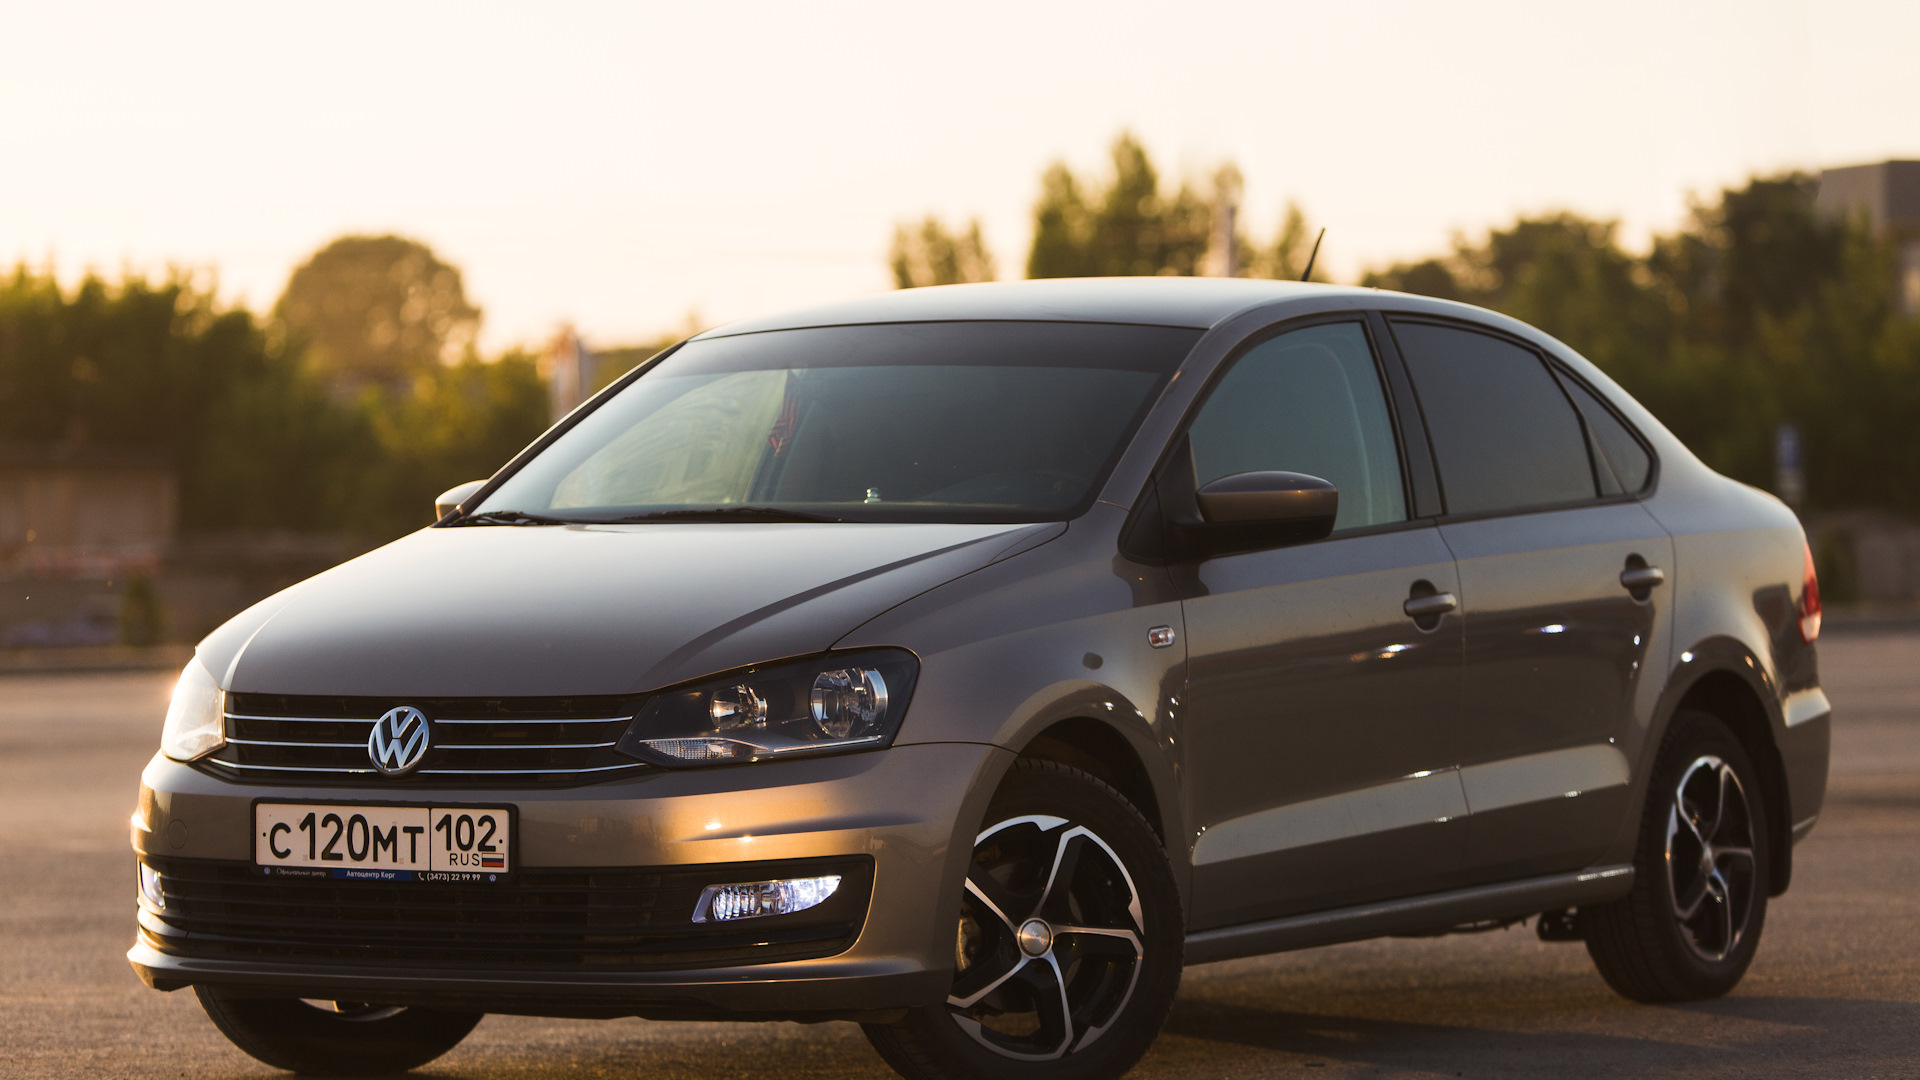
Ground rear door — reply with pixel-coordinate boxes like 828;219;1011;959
1179;318;1468;929
1389;319;1673;881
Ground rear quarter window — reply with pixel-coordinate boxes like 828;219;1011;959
1557;372;1653;494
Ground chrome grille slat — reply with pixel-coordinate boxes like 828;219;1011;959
417;764;640;776
207;695;649;787
225;714;364;724
435;741;620;751
206;760;379;774
431;717;631;726
226;737;365;749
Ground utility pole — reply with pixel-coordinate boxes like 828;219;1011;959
542;326;596;423
1212;164;1243;278
1775;422;1805;510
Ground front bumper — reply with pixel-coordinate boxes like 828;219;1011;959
129;740;1011;1018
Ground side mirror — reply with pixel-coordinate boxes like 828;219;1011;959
1196;471;1339;528
434;480;488;523
1124;435;1340;561
1177;470;1338;557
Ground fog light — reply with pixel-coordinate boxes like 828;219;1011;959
693;875;841;922
138;862;164;911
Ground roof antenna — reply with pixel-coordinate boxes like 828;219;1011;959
1300;228;1326;282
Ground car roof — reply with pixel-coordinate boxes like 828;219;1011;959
695;278;1384;337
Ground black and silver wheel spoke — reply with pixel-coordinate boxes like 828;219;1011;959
1010;953;1076;1056
964;866;1026;932
949;954;1032;1010
1665;755;1757;963
1036;832;1092;923
947;814;1146;1061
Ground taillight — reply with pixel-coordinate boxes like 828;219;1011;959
1799;542;1821;643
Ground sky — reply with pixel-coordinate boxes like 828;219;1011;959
3;0;1916;352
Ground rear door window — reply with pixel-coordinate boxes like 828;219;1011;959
1187;321;1406;531
1390;321;1596;516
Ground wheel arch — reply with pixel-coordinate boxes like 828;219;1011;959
1656;648;1795;896
1016;716;1166;845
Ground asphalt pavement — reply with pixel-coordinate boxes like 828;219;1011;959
2;632;1916;1079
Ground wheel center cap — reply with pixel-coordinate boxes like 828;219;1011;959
1016;918;1054;957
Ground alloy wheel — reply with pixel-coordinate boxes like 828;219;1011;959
1665;754;1758;962
948;814;1146;1061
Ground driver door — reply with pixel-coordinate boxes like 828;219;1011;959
1179;319;1468;929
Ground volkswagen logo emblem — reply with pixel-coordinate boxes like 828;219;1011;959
368;706;431;776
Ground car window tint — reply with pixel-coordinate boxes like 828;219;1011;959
1391;321;1596;516
1187;322;1406;530
1559;373;1652;494
478;322;1199;524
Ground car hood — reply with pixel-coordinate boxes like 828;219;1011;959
201;521;1061;697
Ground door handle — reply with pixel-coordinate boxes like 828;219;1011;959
1403;593;1458;619
1620;567;1666;591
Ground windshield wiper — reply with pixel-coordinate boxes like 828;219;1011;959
454;509;575;526
599;506;848;524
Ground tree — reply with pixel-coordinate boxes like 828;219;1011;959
0;267;361;531
890;216;996;288
1244;200;1333;282
0;263;552;543
352;350;550;536
275;235;480;392
1026;133;1212;279
1360;176;1920;518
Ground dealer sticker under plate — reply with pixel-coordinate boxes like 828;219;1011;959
254;803;511;881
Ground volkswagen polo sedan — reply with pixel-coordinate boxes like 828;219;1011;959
130;278;1830;1079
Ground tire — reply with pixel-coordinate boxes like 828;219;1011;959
194;987;482;1075
863;759;1183;1080
1582;709;1771;1003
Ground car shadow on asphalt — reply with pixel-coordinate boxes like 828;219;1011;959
1152;994;1920;1075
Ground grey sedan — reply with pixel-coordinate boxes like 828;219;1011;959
130;278;1829;1080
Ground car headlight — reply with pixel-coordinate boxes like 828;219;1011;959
616;649;918;766
161;658;226;762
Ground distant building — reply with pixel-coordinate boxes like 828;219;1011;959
0;446;175;647
0;445;362;649
1816;160;1920;315
0;445;174;577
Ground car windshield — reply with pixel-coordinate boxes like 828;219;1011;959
473;321;1200;524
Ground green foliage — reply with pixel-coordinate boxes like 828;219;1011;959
0;258;550;544
351;350;551;534
1243;200;1333;282
0;267;354;531
276;234;480;392
590;335;683;395
1023;134;1329;284
1026;133;1213;279
1363;175;1920;514
891;215;996;289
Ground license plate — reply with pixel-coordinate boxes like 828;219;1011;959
254;803;512;880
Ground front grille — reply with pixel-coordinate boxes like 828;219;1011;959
143;856;872;972
200;693;652;787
